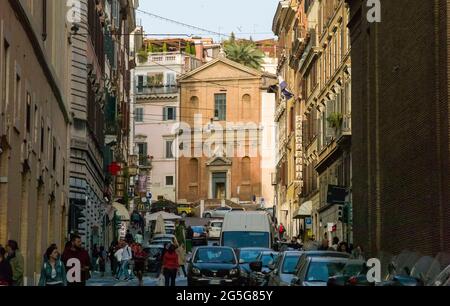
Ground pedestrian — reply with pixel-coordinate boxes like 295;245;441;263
351;245;365;260
135;231;144;245
116;241;132;281
331;237;340;251
338;242;350;253
61;234;91;286
98;246;107;277
176;242;187;278
108;241;119;276
38;245;66;287
5;240;24;286
0;247;13;286
318;238;329;251
186;226;194;253
289;236;301;250
278;223;286;239
160;243;178;287
133;244;147;286
92;244;99;271
174;220;186;247
125;230;134;244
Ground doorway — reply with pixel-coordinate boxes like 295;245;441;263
212;172;227;200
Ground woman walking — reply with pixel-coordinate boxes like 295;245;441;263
161;243;178;287
176;243;187;278
38;245;67;287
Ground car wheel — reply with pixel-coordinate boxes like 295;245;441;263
205;213;211;218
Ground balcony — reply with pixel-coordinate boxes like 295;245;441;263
138;155;152;169
136;85;179;96
336;114;352;147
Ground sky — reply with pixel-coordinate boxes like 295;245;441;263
136;0;280;42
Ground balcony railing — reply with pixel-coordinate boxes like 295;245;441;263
138;155;152;168
136;85;179;95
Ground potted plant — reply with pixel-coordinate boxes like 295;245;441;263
327;112;343;130
137;49;148;63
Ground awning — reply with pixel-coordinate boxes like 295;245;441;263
113;202;130;221
293;201;312;219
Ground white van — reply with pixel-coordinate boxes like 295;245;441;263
220;211;274;249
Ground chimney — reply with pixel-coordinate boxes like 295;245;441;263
194;40;204;61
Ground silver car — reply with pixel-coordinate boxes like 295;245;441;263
203;206;232;218
267;251;303;286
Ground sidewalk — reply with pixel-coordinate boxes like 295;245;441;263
87;271;187;287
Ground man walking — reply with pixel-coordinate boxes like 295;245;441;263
61;235;91;286
278;223;286;240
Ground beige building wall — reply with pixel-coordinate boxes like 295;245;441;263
0;0;70;285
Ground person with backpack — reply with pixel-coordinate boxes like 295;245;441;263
38;245;67;287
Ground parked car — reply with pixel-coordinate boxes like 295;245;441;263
187;246;240;286
236;247;271;285
327;259;373;286
267;251;303;286
192;226;208;246
177;204;194;218
206;220;223;240
143;245;164;274
203;206;232;219
293;251;351;275
221;211;275;249
291;257;349;286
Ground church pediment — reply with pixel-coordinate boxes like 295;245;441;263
206;156;232;167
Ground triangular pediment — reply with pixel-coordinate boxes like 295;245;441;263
206;156;233;167
180;57;263;82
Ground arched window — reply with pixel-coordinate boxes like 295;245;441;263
242;94;251;119
241;156;251;182
189;158;199;183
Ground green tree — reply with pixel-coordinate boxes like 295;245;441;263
190;44;196;56
185;42;191;54
224;42;265;70
147;42;153;53
162;42;168;52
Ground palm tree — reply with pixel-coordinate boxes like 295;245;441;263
224;42;265;70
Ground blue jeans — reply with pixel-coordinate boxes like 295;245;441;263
116;260;131;280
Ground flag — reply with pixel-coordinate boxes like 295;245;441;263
278;76;294;100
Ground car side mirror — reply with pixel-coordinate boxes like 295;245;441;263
249;261;263;273
291;277;299;286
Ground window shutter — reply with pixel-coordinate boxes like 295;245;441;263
163;107;167;121
173;107;177;120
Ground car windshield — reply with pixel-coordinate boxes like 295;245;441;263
222;232;269;249
341;262;366;276
192;227;204;233
306;261;347;282
282;255;301;274
239;250;265;263
194;248;236;264
259;253;277;266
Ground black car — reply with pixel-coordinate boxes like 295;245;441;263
192;226;208;246
236;247;272;285
187;246;240;286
